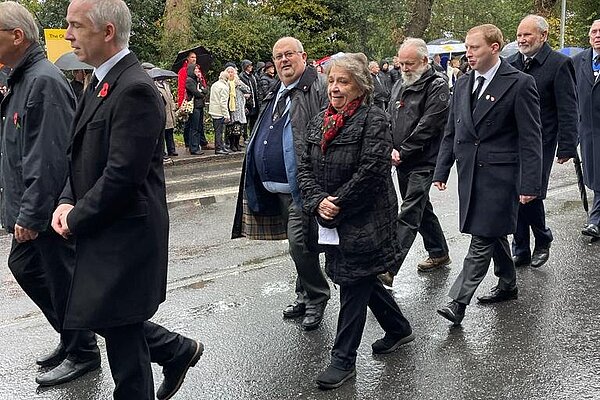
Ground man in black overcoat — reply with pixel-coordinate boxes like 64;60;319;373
507;15;578;268
52;0;201;398
0;1;99;387
433;24;543;325
573;19;600;238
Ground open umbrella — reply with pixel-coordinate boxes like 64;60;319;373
427;38;466;54
147;68;178;80
171;45;213;73
54;51;93;71
559;47;584;57
500;41;519;58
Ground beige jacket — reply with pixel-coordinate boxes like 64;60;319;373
208;78;229;119
156;80;177;129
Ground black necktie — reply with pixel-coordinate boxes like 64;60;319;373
471;76;485;112
594;55;600;83
88;74;98;92
524;57;533;71
272;89;289;121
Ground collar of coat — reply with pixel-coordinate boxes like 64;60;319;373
7;43;45;85
262;65;319;103
508;42;552;69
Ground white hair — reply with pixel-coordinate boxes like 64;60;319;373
73;0;131;48
0;1;39;43
399;38;429;59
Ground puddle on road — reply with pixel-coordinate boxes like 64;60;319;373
184;280;209;289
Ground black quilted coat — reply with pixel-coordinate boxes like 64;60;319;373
297;104;401;285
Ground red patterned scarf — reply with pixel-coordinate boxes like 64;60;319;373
321;96;364;153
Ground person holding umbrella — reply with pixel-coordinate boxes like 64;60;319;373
177;51;195;149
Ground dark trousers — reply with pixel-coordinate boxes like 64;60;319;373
246;114;258;139
96;321;186;400
512;199;553;258
189;108;208;152
212;117;226;151
396;168;448;266
449;235;516;304
8;232;99;361
331;277;412;370
164;128;176;155
589;190;600;226
277;194;330;307
183;118;191;147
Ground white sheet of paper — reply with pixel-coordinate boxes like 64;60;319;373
318;222;339;245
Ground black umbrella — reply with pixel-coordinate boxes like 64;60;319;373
573;151;589;214
171;45;213;73
54;51;93;71
147;68;178;80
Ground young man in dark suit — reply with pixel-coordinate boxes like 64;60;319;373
507;15;578;268
52;0;200;398
433;24;543;325
573;20;600;239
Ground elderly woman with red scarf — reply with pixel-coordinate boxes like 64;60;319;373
297;53;414;390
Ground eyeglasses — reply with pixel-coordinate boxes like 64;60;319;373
0;28;15;32
273;51;302;62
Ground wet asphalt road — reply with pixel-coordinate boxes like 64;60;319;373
0;161;599;400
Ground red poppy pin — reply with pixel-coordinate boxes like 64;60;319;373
98;82;109;98
13;112;20;129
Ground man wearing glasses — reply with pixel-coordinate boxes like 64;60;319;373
233;37;330;331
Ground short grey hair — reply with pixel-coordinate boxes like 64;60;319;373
328;52;373;103
523;15;549;33
399;38;429;59
0;1;39;43
368;61;378;69
273;36;304;54
73;0;131;48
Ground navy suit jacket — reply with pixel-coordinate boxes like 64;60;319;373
507;43;578;198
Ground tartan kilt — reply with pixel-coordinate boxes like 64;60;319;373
240;199;288;240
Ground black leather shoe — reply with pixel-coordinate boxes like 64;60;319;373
301;302;326;331
512;255;531;267
35;357;100;386
582;224;600;238
316;364;356;390
156;339;203;400
282;301;306;318
167;152;178;156
477;286;518;304
530;246;550;268
36;344;66;368
437;301;466;326
372;331;415;354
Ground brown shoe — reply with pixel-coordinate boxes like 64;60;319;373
377;272;394;287
417;255;451;271
203;143;215;150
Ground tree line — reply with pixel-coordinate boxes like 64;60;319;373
21;0;598;80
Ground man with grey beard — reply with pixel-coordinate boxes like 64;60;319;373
378;38;451;287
